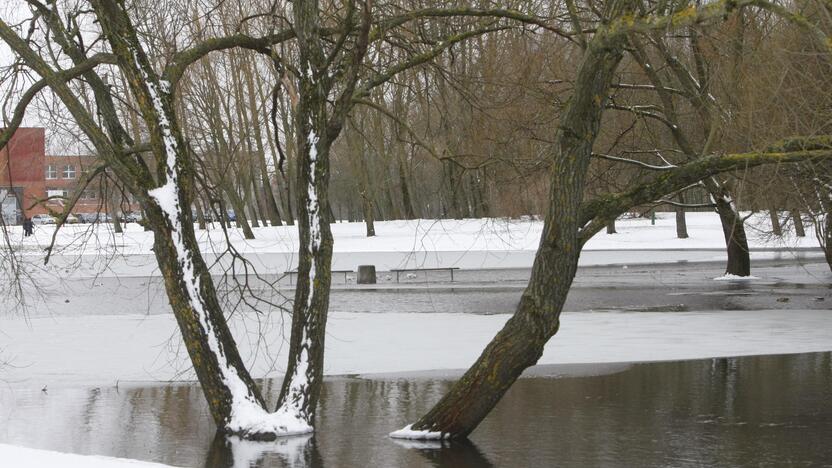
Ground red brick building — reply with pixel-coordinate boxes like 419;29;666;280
1;128;112;224
1;128;46;223
44;154;106;214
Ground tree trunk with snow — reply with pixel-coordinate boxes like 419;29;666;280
272;0;370;429
395;33;625;439
90;0;300;439
606;219;616;234
708;183;751;277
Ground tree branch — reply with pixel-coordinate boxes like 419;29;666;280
579;142;832;243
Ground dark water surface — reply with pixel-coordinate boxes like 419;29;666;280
35;260;832;317
2;352;831;467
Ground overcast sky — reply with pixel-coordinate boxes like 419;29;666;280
2;2;93;155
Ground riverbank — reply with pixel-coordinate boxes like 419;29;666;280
2;308;830;390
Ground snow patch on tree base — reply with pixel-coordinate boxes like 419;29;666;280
226;399;313;439
389;424;449;440
713;274;760;281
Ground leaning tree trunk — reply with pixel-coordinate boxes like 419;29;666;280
224;184;255;239
144;203;267;432
768;205;782;236
90;0;283;439
258;151;284;227
396;33;625;439
791;209;806;237
707;183;751;276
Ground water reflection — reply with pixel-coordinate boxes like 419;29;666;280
391;439;495;468
1;353;831;467
205;433;323;468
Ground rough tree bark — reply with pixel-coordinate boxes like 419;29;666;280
768;206;782;236
92;0;289;437
273;0;370;428
396;30;627;439
704;181;751;276
676;193;689;239
393;10;832;438
791;209;806;237
825;209;832;272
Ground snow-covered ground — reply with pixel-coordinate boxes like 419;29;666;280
0;211;827;389
0;212;827;465
0;444;175;467
1;309;829;389
3;212;821;276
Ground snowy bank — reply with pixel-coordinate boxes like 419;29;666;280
0;444;176;467
3;212;822;276
1;309;830;389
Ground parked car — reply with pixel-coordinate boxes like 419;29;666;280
226;210;237;222
83;212;112;223
31;214;56;225
64;214;80;224
120;212;142;223
75;212;97;223
191;208;215;223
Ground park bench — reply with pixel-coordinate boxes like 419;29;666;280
284;268;353;285
390;267;460;283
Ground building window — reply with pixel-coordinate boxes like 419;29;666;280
46;165;58;179
62;165;76;179
46;189;68;199
82;191;97;200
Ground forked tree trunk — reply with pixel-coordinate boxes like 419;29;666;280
398;33;625;439
145;203;266;431
90;0;276;439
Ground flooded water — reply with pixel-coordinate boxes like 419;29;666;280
29;259;832;317
2;352;831;467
